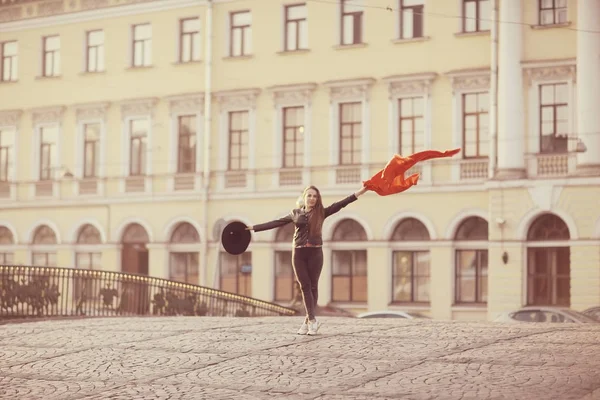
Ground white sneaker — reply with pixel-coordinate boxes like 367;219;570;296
307;320;322;336
297;322;309;335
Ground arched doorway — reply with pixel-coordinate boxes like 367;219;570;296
390;218;431;304
453;216;488;305
526;213;570;306
273;223;296;303
331;218;368;304
74;224;103;309
121;223;149;275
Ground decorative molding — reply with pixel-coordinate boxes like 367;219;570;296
0;6;23;23
166;92;205;115
0;0;200;30
323;77;376;103
37;0;65;17
445;67;490;92
119;97;159;118
0;109;23;127
74;101;110;121
267;83;317;107
382;72;438;98
522;59;577;85
213;88;261;111
31;105;65;125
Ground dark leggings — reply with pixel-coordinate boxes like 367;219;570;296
292;246;324;322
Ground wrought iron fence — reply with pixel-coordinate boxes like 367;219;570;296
0;265;297;320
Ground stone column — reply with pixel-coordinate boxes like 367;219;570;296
496;0;525;178
576;0;600;174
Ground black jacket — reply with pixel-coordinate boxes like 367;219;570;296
253;193;358;247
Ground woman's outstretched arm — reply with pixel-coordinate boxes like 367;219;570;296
324;185;368;217
246;212;293;232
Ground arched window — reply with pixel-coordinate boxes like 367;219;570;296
74;224;103;306
274;223;296;303
31;225;58;267
526;213;570;306
391;218;431;304
0;226;14;264
331;218;368;303
169;222;200;284
122;223;149;244
170;222;200;243
77;224;102;245
454;216;488;304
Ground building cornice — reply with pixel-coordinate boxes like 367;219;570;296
0;109;23;127
521;58;577;85
444;67;490;92
266;82;318;107
0;0;204;32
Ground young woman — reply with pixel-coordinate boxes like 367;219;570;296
246;185;368;335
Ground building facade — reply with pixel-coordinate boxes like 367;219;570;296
0;0;599;321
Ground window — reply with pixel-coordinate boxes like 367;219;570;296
284;4;308;51
399;0;424;39
462;0;490;33
132;24;152;67
180;18;201;62
1;41;18;82
282;106;304;168
454;216;489;304
539;83;568;154
274;224;296;302
83;123;100;178
230;11;252;57
332;251;367;302
392;251;430;303
390;218;431;303
0;226;14;265
86;30;104;72
129;119;148;176
169;223;200;284
42;35;60;77
39;126;58;181
527;213;570;306
331;219;368;303
220;251;252;296
170;253;199;284
228;111;249;170
0;128;15;182
339;102;362;165
177;115;197;173
539;0;567;25
462;92;489;158
399;97;424;155
341;0;363;45
32;225;58;267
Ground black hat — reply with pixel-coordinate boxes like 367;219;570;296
221;221;251;255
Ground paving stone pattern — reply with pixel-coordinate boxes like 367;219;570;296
1;316;600;400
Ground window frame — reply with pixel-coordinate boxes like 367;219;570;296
461;0;490;33
179;17;201;63
85;29;104;73
399;0;424;39
229;10;252;57
131;23;152;67
284;3;308;52
42;35;60;77
340;0;363;45
1;40;18;82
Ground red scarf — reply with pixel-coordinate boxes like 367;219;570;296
363;148;461;196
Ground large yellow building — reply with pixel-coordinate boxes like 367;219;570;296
0;0;598;321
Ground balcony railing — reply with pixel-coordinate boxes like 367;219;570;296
527;153;575;177
0;265;297;320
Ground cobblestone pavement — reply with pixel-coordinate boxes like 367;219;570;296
1;316;600;400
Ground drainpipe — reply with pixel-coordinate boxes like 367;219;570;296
201;0;213;286
489;0;498;179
